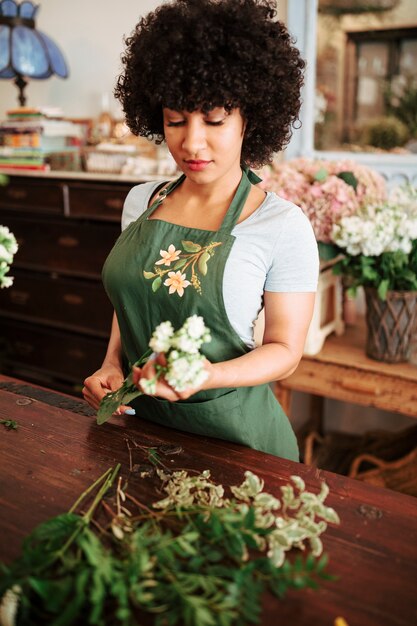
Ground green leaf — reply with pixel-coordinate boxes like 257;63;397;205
173;258;187;270
143;270;156;279
24;513;81;553
318;242;340;261
314;167;328;182
182;240;202;253
336;171;358;190
198;251;211;276
96;384;142;425
377;279;390;300
152;276;163;292
0;419;18;430
28;576;73;612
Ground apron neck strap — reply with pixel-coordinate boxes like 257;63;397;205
144;166;261;233
218;166;260;234
144;174;186;218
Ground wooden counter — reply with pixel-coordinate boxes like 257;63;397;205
0;375;416;626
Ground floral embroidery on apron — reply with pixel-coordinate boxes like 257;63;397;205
143;239;222;296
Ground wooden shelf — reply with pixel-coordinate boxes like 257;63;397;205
275;319;417;418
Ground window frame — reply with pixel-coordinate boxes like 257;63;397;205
285;0;417;188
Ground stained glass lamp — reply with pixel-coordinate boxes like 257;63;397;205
0;0;68;106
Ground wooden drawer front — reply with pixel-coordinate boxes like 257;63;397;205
0;320;107;383
4;215;119;278
68;183;132;220
0;177;64;213
0;271;113;336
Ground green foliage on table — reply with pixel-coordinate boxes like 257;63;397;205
0;419;18;430
0;464;339;626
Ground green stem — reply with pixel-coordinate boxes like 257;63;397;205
83;464;121;523
40;465;121;572
68;466;113;514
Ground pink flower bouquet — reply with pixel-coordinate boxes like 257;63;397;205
258;158;387;244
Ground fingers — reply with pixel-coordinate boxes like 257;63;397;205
82;375;107;410
113;404;135;416
133;356;175;401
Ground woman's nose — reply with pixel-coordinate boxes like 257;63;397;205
181;119;207;154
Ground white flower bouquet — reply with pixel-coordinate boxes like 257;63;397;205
332;184;417;299
0;225;18;289
97;315;211;424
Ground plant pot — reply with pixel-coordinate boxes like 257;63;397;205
364;288;417;363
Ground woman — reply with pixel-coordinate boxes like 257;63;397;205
83;0;319;461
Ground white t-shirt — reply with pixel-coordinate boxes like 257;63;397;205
121;181;319;348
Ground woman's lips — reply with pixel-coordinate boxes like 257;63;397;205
184;160;211;171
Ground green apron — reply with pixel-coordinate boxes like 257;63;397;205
102;168;299;461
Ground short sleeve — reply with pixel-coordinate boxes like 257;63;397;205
121;181;161;231
265;204;319;292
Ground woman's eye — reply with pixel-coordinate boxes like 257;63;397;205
166;120;185;127
206;120;225;126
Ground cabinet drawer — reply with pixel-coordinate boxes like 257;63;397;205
0;177;64;213
68;183;132;220
0;271;113;336
0;320;107;383
4;214;120;278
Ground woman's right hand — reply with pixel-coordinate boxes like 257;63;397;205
82;363;132;415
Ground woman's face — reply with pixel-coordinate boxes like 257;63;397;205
162;107;245;183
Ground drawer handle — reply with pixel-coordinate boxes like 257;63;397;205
338;378;381;396
58;235;79;248
10;290;30;305
15;341;34;356
7;188;27;200
63;293;83;306
105;197;124;210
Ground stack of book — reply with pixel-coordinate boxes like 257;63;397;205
0;108;83;171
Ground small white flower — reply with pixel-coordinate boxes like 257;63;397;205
0;585;21;626
183;315;207;339
148;320;174;353
0;244;13;264
172;333;199;354
0;226;18;289
139;377;157;395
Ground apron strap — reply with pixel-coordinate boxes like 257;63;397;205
142;174;186;219
143;166;262;232
218;166;261;234
245;166;263;185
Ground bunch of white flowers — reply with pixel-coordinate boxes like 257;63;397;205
141;314;211;394
0;225;18;289
332;191;417;257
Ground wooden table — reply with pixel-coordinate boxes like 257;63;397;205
275;318;417;425
0;375;416;626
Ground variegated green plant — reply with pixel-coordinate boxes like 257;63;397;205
0;461;340;626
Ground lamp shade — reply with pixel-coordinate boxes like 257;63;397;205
0;0;68;104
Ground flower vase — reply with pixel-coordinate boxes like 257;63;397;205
364;288;417;363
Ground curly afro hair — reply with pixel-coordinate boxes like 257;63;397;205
114;0;305;167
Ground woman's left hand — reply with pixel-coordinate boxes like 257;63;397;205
132;353;214;401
